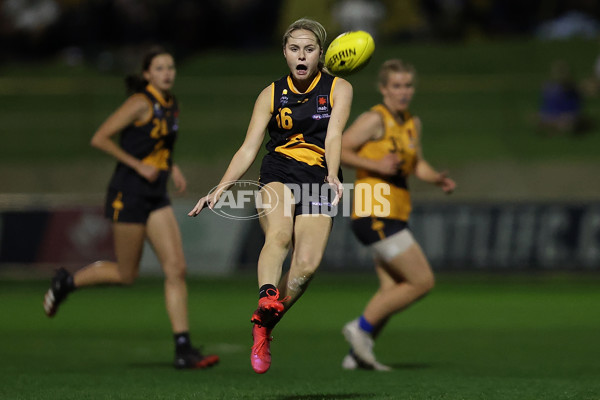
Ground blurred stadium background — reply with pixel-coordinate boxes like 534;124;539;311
1;1;600;398
1;0;599;275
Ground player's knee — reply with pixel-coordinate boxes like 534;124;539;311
163;258;187;282
293;253;322;277
414;272;435;295
117;269;138;285
265;230;292;249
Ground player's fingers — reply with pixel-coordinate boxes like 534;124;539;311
443;180;455;194
188;199;206;216
332;182;343;206
332;193;340;207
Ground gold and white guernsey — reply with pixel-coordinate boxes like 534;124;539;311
352;104;417;221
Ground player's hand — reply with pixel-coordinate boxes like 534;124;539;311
435;171;456;194
188;187;225;217
376;153;400;176
136;163;160;183
171;165;187;194
188;196;209;217
326;175;343;206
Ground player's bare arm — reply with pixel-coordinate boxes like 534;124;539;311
171;164;187;194
413;116;456;193
325;78;352;204
341;110;398;175
90;94;159;182
188;86;271;216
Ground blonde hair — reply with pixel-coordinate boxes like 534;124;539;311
282;18;327;50
378;59;416;87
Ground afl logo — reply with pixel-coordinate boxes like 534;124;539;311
206;180;279;220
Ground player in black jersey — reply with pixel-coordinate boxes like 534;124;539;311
43;47;218;370
189;18;353;373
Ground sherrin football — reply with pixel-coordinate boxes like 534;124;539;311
325;31;375;76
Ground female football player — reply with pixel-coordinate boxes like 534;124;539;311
188;18;353;374
43;47;219;370
340;59;455;370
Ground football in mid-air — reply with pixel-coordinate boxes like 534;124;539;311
324;31;375;76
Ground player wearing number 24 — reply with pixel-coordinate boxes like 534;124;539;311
43;47;218;370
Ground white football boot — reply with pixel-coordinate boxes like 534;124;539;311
341;352;392;371
342;319;377;365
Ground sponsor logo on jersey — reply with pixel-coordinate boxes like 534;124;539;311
316;95;329;113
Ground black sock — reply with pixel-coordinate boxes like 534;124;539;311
66;275;76;292
259;284;277;299
174;332;191;353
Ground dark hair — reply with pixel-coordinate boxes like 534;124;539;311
125;46;171;94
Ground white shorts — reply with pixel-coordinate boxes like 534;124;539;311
370;229;415;262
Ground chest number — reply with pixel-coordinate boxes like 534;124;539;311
150;118;169;139
275;107;293;130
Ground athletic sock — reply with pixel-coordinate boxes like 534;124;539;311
358;315;375;334
66;275;76;292
259;284;277;299
174;332;192;353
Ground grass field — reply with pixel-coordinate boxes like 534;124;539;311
2;273;600;399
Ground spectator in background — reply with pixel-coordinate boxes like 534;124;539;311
581;47;600;97
536;8;600;40
1;0;62;59
537;59;590;136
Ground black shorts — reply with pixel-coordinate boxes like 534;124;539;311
104;188;170;223
351;217;408;245
259;153;340;217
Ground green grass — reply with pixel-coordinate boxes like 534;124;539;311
2;273;600;399
2;39;600;166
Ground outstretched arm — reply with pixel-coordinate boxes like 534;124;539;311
326;78;353;205
188;85;272;216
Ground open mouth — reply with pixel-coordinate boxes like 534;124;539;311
296;64;308;71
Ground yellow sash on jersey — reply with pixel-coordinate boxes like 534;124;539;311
275;133;325;167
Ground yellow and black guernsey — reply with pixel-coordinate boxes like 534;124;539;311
260;71;342;186
352;104;418;222
108;84;178;197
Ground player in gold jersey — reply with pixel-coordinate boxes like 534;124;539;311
340;59;455;370
42;47;218;370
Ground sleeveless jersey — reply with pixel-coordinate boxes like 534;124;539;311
265;71;338;170
352;104;417;221
108;84;179;197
